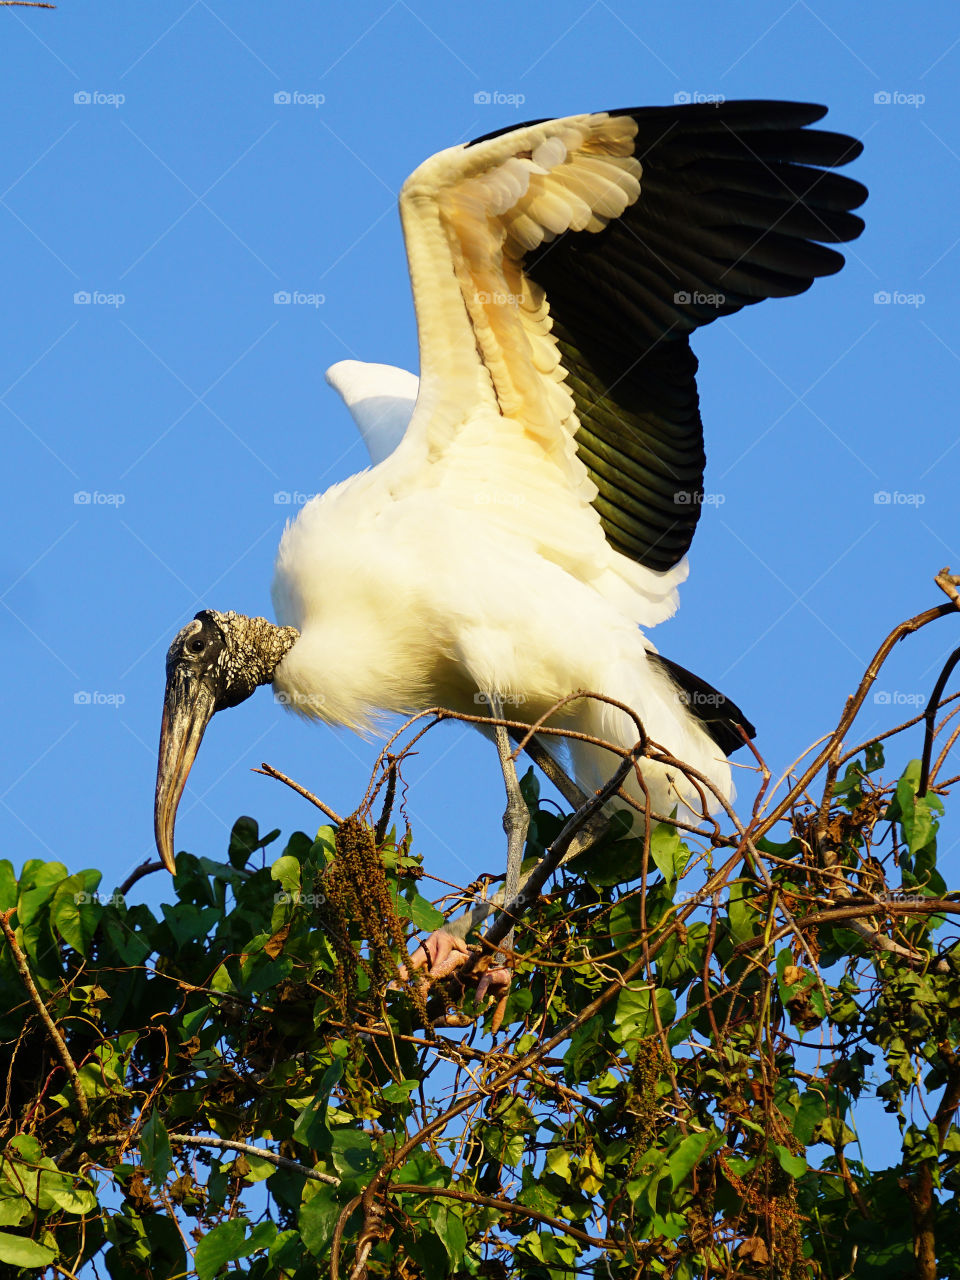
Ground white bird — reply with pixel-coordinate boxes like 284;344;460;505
154;99;865;876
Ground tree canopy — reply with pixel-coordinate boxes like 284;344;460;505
2;587;960;1280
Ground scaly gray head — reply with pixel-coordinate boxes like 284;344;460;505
154;609;299;874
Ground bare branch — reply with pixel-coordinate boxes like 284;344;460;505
256;762;344;825
0;909;89;1129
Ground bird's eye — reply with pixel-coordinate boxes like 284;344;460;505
189;638;205;654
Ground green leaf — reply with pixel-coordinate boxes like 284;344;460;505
404;892;444;932
792;1091;827;1145
518;766;540;809
726;879;758;945
228;816;280;868
563;1014;605;1083
608;896;644;955
300;1183;342;1258
545;1148;572;1181
47;1183;97;1215
271;855;302;900
0;1231;57;1267
395;1149;450;1187
0;1197;30;1228
382;1079;419;1104
668;1130;716;1190
139;1111;172;1186
195;1218;252;1280
895;760;944;856
613;983;676;1048
247;1220;277;1252
331;1128;377;1178
650;823;690;887
50;871;102;955
430;1201;467;1268
241;1153;277;1184
771;1144;807;1178
0;861;18;912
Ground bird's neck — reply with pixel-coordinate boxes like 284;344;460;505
217;612;300;708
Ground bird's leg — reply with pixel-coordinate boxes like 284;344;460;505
396;699;529;1022
489;693;530;951
475;693;528;1019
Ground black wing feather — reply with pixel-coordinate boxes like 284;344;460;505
469;100;866;571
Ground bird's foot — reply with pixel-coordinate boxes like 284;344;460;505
396;928;470;983
474;958;512;1033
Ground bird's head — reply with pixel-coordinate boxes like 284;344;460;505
154;609;299;874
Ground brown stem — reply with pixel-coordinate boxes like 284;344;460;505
755;602;957;840
918;646;960;797
256;762;344;825
117;858;164;896
0;909;89;1129
910;1043;960;1280
390;1182;614;1248
474;739;642;959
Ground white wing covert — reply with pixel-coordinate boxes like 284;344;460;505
389;102;865;622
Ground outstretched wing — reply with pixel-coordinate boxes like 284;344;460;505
395;100;865;581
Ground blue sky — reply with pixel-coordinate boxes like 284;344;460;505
2;0;959;937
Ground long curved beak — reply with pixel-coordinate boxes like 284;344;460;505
154;668;217;874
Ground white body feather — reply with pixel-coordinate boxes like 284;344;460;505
271;111;734;820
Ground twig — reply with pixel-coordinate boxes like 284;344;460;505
86;1130;340;1185
836;692;960;770
929;716;960;790
390;1183;615;1249
918;646;960;797
373;757;398;845
510;728;589;810
935;566;960;609
117;858;164;896
731;899;960;968
0;909;89;1128
477;739;643;958
755;601;957;839
256;762;343;825
168;1133;340;1184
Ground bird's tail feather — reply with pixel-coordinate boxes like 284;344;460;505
559;655;751;826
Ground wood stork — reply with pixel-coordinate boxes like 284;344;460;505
155;99;865;882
